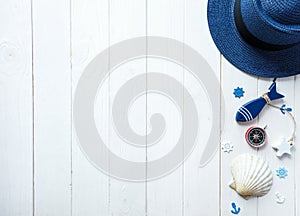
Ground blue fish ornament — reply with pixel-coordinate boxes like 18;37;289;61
236;82;284;122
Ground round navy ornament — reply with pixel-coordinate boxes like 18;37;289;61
245;126;267;148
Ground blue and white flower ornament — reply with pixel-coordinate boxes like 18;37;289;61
233;87;245;98
276;167;288;179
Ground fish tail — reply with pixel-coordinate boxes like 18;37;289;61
268;82;284;100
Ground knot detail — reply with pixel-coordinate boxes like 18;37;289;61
261;93;271;104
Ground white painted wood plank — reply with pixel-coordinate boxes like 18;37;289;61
109;0;147;215
257;78;295;216
2;1;300;215
146;0;185;215
0;0;33;215
71;0;110;215
184;0;221;215
295;76;300;216
32;0;71;214
221;60;258;216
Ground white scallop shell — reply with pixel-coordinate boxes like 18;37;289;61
229;154;273;200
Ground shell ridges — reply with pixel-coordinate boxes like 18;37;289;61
229;154;273;199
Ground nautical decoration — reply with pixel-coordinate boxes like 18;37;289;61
280;104;292;115
233;87;245;98
222;142;234;153
273;137;294;158
231;202;241;214
229;154;273;200
276;167;288;179
245;126;267;148
275;192;285;204
236;82;284;122
235;81;296;157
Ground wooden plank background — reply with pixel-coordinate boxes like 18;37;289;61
0;0;299;215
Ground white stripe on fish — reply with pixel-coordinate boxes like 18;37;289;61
241;106;253;120
238;108;249;121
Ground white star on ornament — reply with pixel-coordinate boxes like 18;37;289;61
272;137;294;158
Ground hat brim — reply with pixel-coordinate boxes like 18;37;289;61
207;0;300;78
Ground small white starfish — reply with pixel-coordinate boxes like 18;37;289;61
272;137;294;158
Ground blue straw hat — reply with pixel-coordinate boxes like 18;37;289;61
207;0;300;78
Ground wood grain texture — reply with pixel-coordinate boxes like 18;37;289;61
1;0;300;215
0;0;33;215
184;0;220;215
32;0;71;215
71;0;110;215
109;0;147;215
146;0;184;215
